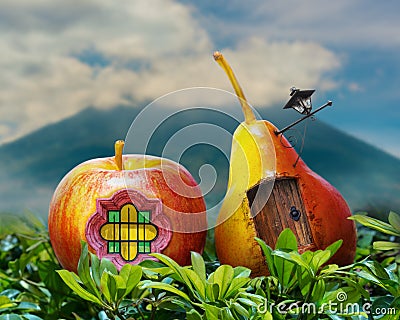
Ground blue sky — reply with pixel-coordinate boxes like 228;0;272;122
0;0;399;157
183;0;400;157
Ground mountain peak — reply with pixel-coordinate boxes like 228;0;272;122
0;105;398;217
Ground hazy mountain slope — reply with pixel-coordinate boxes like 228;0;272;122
0;107;138;183
0;105;398;217
299;119;400;212
0;107;138;215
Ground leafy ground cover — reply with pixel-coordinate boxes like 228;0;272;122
0;212;399;320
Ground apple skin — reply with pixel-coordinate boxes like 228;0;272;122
48;154;207;272
215;121;356;276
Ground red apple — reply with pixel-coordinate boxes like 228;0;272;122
48;140;207;272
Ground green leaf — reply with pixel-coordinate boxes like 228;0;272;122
100;271;112;303
349;215;400;236
158;297;190;312
25;240;45;253
140;265;171;279
213;265;234;299
236;297;259;308
310;250;331;273
115;275;128;301
139;259;167;268
119;264;142;297
275;229;298;250
232;302;249;318
191;251;206;282
15;301;41;311
225;277;250;299
301;250;314;265
0;296;16;309
390;296;400;308
9;251;36;276
203;303;221;319
78;241;101;299
343;287;361;304
205;282;219;302
320;264;339;275
100;271;121;303
311;279;325;302
186;309;203;320
232;266;251;278
99;258;118;276
0;315;24;320
355;269;382;285
388;211;400;231
322;287;360;305
184;269;206;301
238;292;266;306
298;267;312;296
273;251;312;275
262;311;273;320
37;261;71;298
150;253;194;294
139;280;191;301
77;242;90;278
89;252;101;288
354;269;398;296
212;283;219;301
360;260;390;279
339;276;370;299
379;279;400;296
219;307;234;319
21;315;43;320
0;289;20;299
18;280;47;299
274;229;298;288
373;241;400;251
255;238;276;277
57;270;104;306
324;240;343;258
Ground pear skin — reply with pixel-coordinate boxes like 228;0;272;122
215;120;356;276
213;52;356;276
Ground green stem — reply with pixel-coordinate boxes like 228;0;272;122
22;277;46;288
298;278;316;320
149;303;157;320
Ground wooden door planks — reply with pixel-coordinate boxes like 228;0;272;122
247;178;314;249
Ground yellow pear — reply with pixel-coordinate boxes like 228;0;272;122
213;52;356;276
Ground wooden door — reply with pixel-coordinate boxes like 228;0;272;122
247;177;315;249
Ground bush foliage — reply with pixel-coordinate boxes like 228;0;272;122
0;212;399;319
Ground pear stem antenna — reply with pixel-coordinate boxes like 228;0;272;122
213;51;256;124
114;140;125;171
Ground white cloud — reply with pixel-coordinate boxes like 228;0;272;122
214;37;340;107
0;0;342;145
205;0;400;49
0;0;212;143
348;82;364;93
0;124;11;140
